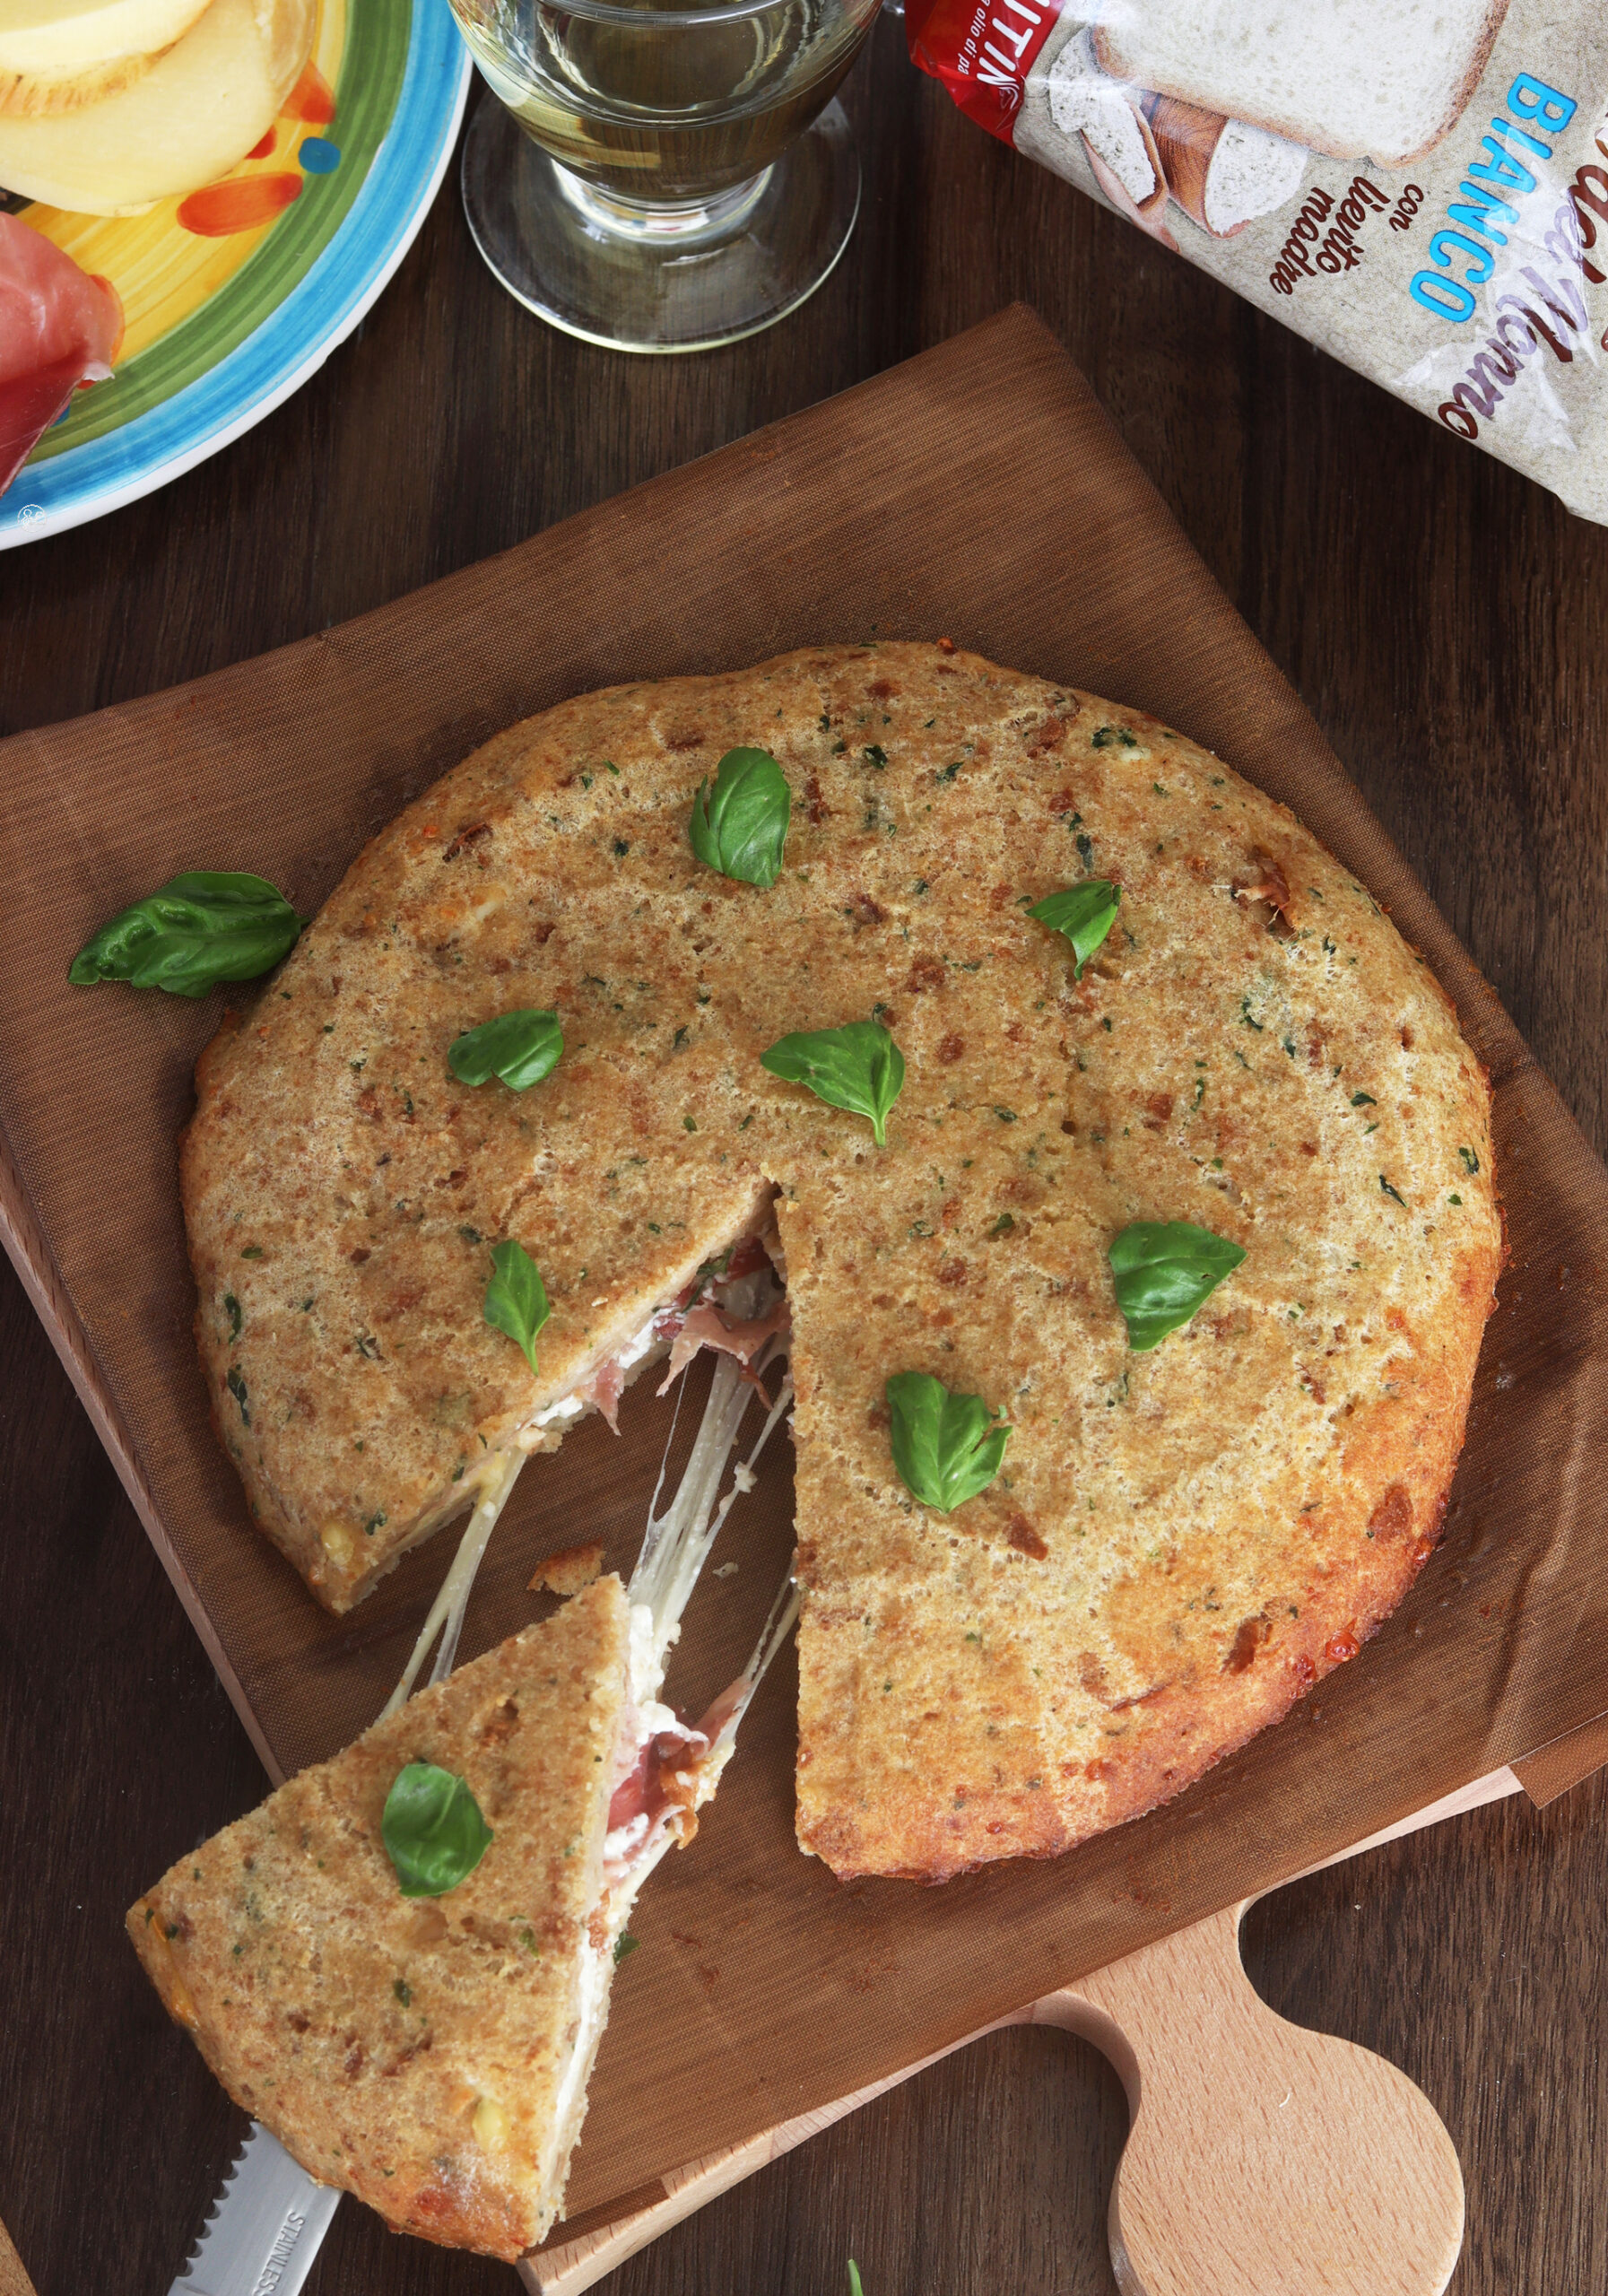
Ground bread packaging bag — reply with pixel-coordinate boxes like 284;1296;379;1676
907;0;1608;522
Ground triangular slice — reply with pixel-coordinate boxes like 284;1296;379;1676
130;1577;644;2259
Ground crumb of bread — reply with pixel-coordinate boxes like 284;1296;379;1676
529;1541;604;1596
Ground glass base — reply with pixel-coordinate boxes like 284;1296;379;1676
459;93;862;353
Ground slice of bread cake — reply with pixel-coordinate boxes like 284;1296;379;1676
128;1578;634;2260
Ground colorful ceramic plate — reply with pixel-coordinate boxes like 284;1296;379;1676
0;0;470;548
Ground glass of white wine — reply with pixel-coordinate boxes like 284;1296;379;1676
452;0;882;352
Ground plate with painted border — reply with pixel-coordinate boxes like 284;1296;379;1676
0;0;471;548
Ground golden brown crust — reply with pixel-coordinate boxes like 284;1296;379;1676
127;1577;631;2258
183;645;1499;1880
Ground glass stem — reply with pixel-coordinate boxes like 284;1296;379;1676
549;152;776;243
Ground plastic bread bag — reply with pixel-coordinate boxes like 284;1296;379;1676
907;0;1608;523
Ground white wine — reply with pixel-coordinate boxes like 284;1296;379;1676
454;0;874;348
452;0;879;204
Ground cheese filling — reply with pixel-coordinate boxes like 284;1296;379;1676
529;1307;664;1430
538;1567;797;2184
386;1245;788;1715
525;1298;800;2205
385;1248;797;2217
540;1926;616;2197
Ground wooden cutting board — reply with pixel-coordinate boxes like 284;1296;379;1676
0;2215;35;2296
4;309;1608;2219
532;1761;1544;2296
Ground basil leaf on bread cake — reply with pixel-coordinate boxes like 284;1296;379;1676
181;642;1500;1882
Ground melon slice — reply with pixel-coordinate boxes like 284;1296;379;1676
1;48;154;117
0;0;215;114
0;0;312;213
0;0;212;74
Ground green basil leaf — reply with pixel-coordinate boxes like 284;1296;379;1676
761;1020;905;1146
1027;880;1120;978
1108;1221;1246;1352
448;1008;564;1091
381;1761;493;1898
689;747;792;888
67;871;303;998
885;1370;1010;1512
483;1239;551;1374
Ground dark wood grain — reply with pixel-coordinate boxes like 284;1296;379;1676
3;18;1607;2292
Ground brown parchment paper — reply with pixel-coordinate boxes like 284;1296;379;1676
2;306;1606;2222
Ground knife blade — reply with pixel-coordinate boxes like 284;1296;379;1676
170;2121;340;2296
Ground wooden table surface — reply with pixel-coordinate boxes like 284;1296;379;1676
4;21;1608;2294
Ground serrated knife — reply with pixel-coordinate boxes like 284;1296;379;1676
170;2123;339;2296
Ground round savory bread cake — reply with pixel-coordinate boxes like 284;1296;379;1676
183;641;1501;1882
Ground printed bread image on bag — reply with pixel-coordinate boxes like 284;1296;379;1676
908;0;1608;522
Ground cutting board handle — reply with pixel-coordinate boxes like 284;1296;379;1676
526;1898;1463;2296
1047;1900;1463;2296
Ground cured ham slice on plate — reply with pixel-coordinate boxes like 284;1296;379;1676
0;212;121;495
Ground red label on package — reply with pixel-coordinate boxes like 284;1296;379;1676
907;0;1057;143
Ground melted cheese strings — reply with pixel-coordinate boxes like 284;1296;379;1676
380;1446;527;1719
382;1265;794;1721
